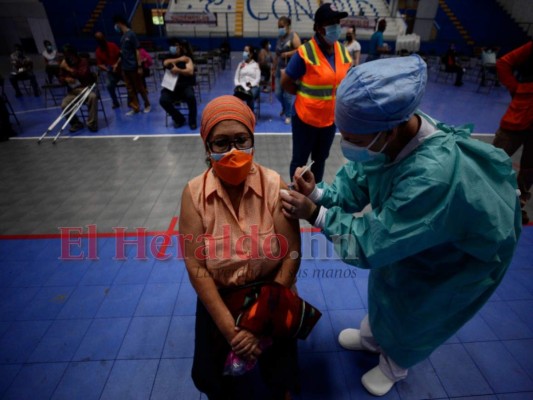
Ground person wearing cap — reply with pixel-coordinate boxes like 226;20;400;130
179;95;301;399
280;55;521;396
282;3;351;185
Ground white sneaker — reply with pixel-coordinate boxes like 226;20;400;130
144;105;151;113
126;110;137;116
284;117;291;125
361;366;395;396
338;329;362;350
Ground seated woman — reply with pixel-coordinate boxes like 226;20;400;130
42;40;61;84
159;38;197;129
233;45;261;112
179;95;301;400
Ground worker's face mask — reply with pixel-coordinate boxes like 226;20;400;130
340;132;388;163
324;24;342;44
210;148;254;186
46;45;53;52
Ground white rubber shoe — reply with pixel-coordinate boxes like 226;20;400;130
338;328;365;350
361;366;396;396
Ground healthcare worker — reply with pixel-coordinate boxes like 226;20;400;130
280;55;522;396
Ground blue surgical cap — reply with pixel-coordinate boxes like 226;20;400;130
335;55;427;134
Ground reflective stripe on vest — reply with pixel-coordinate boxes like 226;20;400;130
298;81;334;100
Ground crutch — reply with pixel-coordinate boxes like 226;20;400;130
52;84;95;144
37;84;93;144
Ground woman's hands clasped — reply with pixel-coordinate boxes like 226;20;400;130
230;327;262;361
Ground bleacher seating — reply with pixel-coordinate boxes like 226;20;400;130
442;0;529;55
42;0;139;48
165;0;402;41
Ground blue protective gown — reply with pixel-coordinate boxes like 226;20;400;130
318;114;522;368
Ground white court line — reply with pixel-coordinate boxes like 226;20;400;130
11;132;496;140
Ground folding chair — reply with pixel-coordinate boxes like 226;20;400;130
78;85;109;127
79;73;109;126
38;84;95;143
1;77;21;128
41;78;67;107
165;100;189;127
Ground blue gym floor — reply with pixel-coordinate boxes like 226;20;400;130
0;54;532;399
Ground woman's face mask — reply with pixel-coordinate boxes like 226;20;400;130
242;51;249;61
278;27;287;37
340;132;389;163
324;23;342;44
46;45;53;52
169;46;178;55
114;24;121;33
210;148;254;186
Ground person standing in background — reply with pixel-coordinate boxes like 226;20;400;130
281;3;352;184
367;19;389;62
344;26;361;66
273;16;301;125
95;32;122;109
258;39;273;92
492;40;533;225
442;43;465;87
113;15;151;115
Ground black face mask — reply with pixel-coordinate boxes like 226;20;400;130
346;35;353;41
97;40;107;49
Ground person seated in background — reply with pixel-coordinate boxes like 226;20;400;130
42;40;61;84
442;43;464;86
158;38;197;129
480;46;498;86
179;95;301;400
59;44;98;133
258;39;273;93
233;45;260;112
95;32;122;109
9;44;40;97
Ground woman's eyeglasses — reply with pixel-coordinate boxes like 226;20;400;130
208;135;253;153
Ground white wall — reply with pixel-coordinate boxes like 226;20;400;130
497;0;533;36
0;0;54;54
412;0;437;41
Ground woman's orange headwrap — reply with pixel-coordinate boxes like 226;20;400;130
200;95;256;144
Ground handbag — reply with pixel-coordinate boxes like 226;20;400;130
221;281;322;340
234;85;253;101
